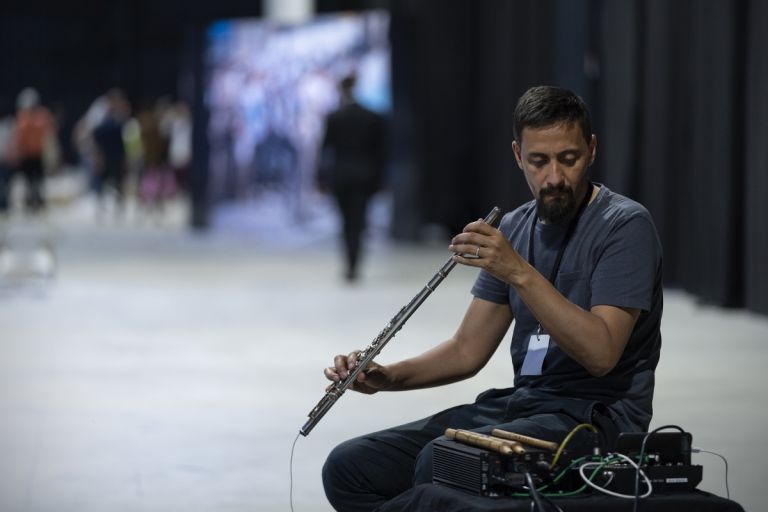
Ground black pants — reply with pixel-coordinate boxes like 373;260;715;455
93;157;125;202
18;157;45;211
322;387;620;512
333;186;371;279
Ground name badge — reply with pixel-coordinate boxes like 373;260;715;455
520;334;550;376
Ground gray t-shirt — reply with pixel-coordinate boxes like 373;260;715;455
471;184;663;431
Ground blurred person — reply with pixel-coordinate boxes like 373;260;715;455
317;74;386;282
72;94;108;183
320;86;663;511
167;101;192;194
136;100;174;213
92;89;130;212
11;87;56;213
121;115;144;195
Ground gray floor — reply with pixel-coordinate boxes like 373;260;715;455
1;196;766;512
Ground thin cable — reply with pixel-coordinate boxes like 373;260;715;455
632;425;685;512
550;423;598;469
579;453;653;499
289;431;301;512
694;448;730;499
523;470;548;512
540;493;565;512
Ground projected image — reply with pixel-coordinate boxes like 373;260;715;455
205;11;390;233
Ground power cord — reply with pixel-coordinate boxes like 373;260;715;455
692;446;730;499
290;432;301;512
632;424;685;512
550;423;598;469
523;470;563;512
579;452;653;498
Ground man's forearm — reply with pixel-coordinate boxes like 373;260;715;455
382;339;480;391
509;262;632;376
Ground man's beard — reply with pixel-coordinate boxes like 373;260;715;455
536;183;577;224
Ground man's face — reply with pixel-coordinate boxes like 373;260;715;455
512;122;596;224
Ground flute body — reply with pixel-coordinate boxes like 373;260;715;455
300;206;501;436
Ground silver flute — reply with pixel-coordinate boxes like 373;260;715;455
300;206;501;436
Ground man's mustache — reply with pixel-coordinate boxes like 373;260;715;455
539;184;573;198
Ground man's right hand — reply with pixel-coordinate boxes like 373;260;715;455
324;351;392;395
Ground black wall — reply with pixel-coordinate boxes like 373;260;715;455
387;0;768;315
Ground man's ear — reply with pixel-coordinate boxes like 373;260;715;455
511;140;523;170
588;134;597;166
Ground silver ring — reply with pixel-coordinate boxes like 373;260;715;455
475;246;481;258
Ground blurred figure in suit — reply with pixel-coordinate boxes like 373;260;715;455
317;74;386;282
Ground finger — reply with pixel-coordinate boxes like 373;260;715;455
463;219;483;232
449;232;474;249
333;354;349;370
324;366;341;382
347;350;362;368
453;253;482;267
465;221;498;237
333;354;353;379
448;240;481;257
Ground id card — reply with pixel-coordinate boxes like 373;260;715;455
520;334;550;376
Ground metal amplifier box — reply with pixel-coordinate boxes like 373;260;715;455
432;439;554;496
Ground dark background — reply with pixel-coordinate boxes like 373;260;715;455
1;0;766;315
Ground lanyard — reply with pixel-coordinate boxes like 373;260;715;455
527;182;594;285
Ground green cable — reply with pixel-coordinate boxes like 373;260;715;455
507;454;624;498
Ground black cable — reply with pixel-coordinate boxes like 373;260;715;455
290;432;301;512
523;470;548;512
523;470;566;512
632;425;685;512
540;493;566;512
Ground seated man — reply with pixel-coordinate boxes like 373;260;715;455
321;85;663;512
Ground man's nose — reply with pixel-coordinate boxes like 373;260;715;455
544;162;566;186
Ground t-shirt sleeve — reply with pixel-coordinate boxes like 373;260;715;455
471;269;509;304
590;212;661;312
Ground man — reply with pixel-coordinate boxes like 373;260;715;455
321;86;663;511
12;87;56;212
317;74;386;282
92;89;130;211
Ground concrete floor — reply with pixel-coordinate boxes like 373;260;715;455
0;196;766;512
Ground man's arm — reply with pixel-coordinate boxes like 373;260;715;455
450;221;640;377
324;297;513;394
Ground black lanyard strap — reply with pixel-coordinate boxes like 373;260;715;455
527;182;594;284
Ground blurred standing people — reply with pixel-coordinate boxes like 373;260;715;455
72;95;108;188
136;100;174;213
12;87;56;213
317;74;386;282
92;89;130;213
167;101;192;195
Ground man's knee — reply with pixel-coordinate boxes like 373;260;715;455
322;438;361;497
323;434;416;511
413;436;443;485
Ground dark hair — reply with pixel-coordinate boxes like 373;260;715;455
513;86;592;145
340;74;356;93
